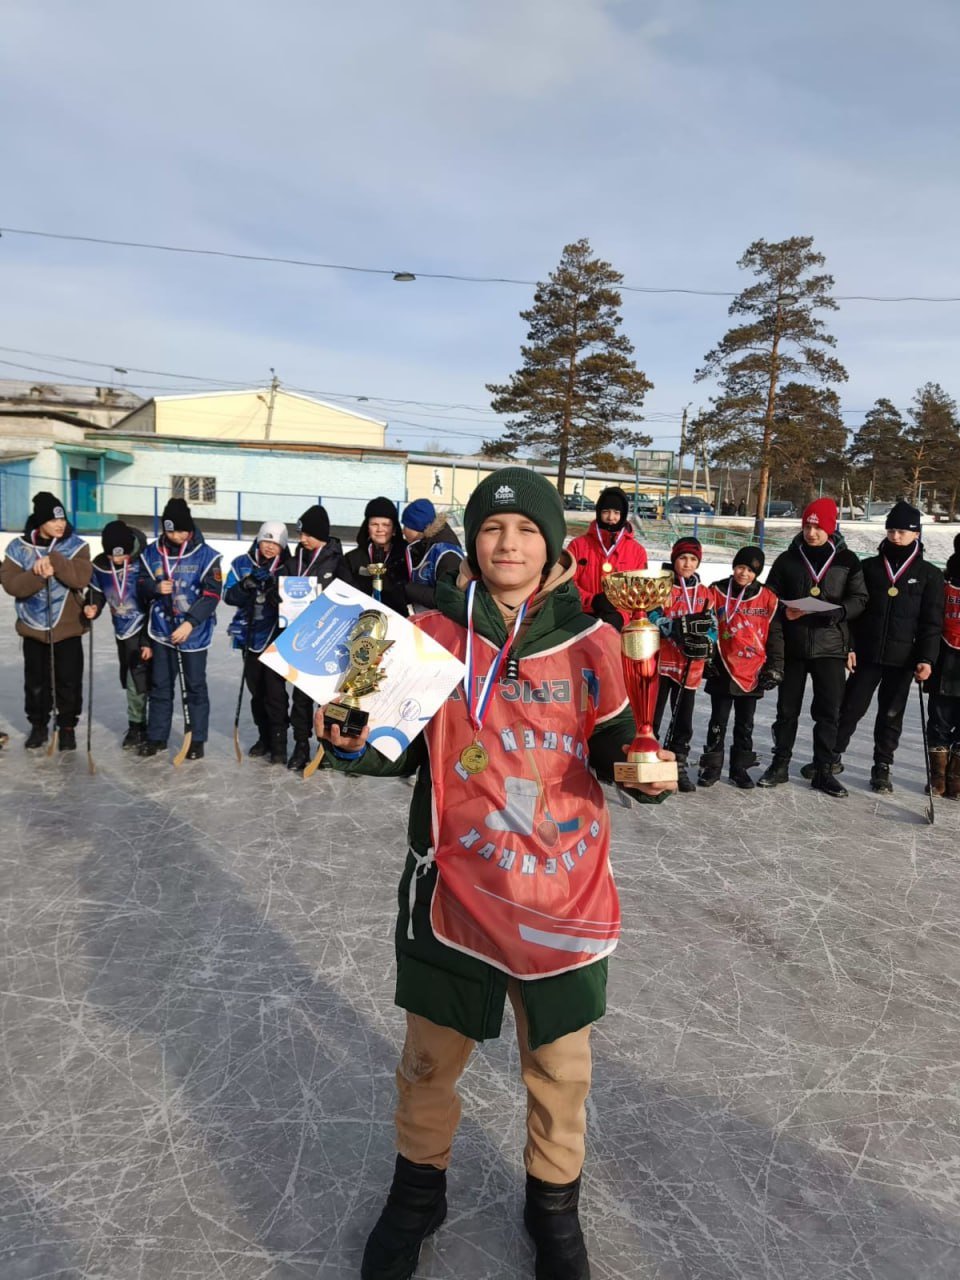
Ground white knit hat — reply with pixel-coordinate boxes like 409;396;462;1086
256;520;289;549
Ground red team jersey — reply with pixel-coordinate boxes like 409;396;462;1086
414;610;627;980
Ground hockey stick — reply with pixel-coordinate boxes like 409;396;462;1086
917;679;935;825
662;656;693;754
45;579;59;756
86;622;96;775
233;640;249;764
171;642;193;767
302;735;325;778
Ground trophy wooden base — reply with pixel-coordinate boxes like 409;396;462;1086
614;757;679;785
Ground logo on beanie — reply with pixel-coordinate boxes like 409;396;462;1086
112;546;125;557
806;513;819;525
53;505;65;519
297;520;303;531
163;519;174;532
494;484;515;504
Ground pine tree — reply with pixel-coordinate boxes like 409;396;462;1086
694;236;847;530
846;398;908;502
484;239;653;495
904;382;960;514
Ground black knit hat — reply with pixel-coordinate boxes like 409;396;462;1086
32;491;66;525
733;544;765;574
595;486;629;528
101;520;135;557
161;497;194;533
885;500;922;533
463;468;566;573
297;504;330;541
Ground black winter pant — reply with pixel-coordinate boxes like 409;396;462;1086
289;686;315;743
244;650;288;738
835;661;913;765
928;694;960;750
771;657;847;767
23;635;83;729
703;694;757;766
654;678;696;761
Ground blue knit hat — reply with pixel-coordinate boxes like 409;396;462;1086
401;498;436;533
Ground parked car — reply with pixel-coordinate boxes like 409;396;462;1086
764;500;797;518
663;495;715;516
631;493;659;519
563;492;589;511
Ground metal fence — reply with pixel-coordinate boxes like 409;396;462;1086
0;471;408;539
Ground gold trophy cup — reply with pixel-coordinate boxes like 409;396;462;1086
602;569;678;785
322;609;394;738
359;561;389;602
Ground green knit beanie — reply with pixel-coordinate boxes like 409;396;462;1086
463;468;567;573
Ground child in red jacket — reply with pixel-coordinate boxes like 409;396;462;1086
567;486;647;630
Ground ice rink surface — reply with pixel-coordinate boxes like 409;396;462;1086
1;588;959;1279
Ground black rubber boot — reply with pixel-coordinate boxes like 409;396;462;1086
729;748;755;789
675;758;696;793
138;740;168;757
697;750;723;788
524;1174;590;1280
269;728;287;765
287;739;310;771
58;727;77;751
360;1155;447;1280
248;738;270;758
757;758;789;787
24;723;48;750
870;763;893;793
186;742;205;760
811;768;848;798
122;722;146;750
800;760;844;780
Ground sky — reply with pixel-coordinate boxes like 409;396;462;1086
2;0;959;457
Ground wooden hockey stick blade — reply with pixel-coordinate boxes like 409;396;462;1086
302;742;325;778
46;729;58;757
87;751;97;776
233;725;243;764
172;730;192;768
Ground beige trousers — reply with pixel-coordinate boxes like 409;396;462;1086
395;979;593;1184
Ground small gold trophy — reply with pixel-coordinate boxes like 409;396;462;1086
322;609;394;738
602;569;678;785
359;561;389;603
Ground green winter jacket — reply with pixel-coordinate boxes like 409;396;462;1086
325;573;665;1048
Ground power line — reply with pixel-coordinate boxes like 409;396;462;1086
3;224;959;303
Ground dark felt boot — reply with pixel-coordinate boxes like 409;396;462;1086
927;747;948;796
360;1155;447;1280
24;723;48;750
287;738;310;771
675;757;696;793
697;750;723;788
524;1174;590;1280
729;748;755;789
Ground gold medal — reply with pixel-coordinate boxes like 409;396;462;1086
888;585;899;597
460;742;489;775
601;561;613;574
809;586;821;597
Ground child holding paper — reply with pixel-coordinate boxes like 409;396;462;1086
320;468;674;1280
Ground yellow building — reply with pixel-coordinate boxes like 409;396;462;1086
111;388;387;448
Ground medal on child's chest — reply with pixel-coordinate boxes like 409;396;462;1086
799;543;835;600
461;581;530;777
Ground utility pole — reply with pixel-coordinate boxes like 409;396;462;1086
264;368;279;441
677;404;691;494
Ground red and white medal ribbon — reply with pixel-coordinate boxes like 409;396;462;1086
883;542;919;593
297;544;323;576
798;543;836;594
595;525;626;568
678;575;698;615
464;580;529;736
724;580;747;623
109;559;129;605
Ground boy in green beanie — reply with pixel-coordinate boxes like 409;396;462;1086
319;467;674;1280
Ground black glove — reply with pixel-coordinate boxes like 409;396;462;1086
758;667;783;692
264;580;280;606
678;612;713;659
240;574;259;593
591;593;624;632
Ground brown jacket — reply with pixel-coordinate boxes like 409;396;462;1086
1;543;93;643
